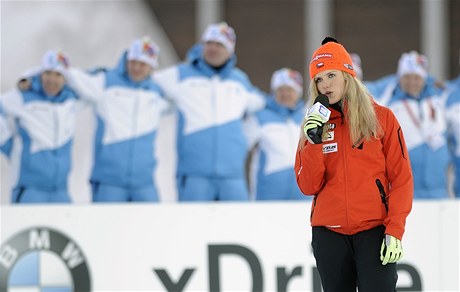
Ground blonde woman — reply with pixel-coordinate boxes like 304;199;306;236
295;37;413;291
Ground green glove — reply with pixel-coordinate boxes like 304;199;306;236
380;234;403;265
303;113;327;144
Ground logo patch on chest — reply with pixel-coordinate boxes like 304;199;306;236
324;131;334;141
323;142;338;154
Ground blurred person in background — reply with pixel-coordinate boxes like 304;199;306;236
0;105;13;163
154;22;265;202
445;85;460;198
0;50;79;203
244;68;308;200
368;51;451;199
446;49;460;90
296;37;413;291
66;37;170;203
350;53;363;81
444;49;460;197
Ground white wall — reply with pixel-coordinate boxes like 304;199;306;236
0;1;180;204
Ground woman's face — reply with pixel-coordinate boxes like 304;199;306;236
41;71;66;97
314;70;346;105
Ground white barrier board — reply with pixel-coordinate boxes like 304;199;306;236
0;201;459;291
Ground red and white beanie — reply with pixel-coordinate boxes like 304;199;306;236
309;37;356;79
397;51;428;79
127;37;160;69
270;68;303;96
201;22;236;54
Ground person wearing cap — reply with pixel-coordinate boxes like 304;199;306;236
444;49;460;198
244;68;308;200
0;50;79;203
0;104;13;165
368;51;451;199
350;53;363;81
154;22;265;201
295;37;413;291
446;48;460;91
445;86;460;198
66;37;170;202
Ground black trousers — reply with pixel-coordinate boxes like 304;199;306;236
312;225;397;292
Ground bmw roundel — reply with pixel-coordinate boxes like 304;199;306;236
0;227;91;291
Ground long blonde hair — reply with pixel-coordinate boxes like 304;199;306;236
308;72;381;145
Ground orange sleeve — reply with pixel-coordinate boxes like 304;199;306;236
295;138;326;196
381;108;414;240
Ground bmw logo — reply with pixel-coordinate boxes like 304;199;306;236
0;227;91;291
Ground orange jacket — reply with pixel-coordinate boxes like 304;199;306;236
295;102;413;240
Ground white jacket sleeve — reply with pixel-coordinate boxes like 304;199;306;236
246;88;266;115
1;90;25;118
0;109;13;146
66;68;105;104
153;67;179;103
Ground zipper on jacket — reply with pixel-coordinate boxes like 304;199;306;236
375;179;388;213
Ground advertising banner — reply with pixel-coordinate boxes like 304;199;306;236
0;201;459;291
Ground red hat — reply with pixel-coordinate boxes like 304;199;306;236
309;37;356;79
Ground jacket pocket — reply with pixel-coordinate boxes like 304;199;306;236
375;179;388;213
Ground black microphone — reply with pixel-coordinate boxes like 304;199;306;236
306;94;330;144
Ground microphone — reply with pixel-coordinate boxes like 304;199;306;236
305;94;331;143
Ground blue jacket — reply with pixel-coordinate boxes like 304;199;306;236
445;87;460;197
369;77;450;198
245;97;306;200
364;74;397;98
1;75;79;190
154;44;265;178
446;75;460;91
68;52;168;188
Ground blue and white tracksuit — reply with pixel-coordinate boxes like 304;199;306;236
245;98;308;200
67;52;169;202
1;76;79;203
364;74;397;97
445;86;460;197
446;75;460;91
0;105;13;155
154;44;265;201
369;78;450;199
